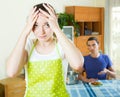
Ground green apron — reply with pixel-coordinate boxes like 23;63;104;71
25;41;69;97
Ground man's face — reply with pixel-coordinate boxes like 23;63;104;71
87;40;99;53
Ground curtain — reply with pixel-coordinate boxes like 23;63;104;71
105;0;120;78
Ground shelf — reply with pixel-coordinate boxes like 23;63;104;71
76;21;101;36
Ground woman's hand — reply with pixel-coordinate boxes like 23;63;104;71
39;3;60;33
24;7;39;36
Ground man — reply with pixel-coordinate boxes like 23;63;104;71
78;37;116;83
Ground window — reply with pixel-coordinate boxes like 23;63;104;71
105;0;120;78
62;26;74;41
111;7;120;78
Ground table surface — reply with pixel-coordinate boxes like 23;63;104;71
66;80;120;97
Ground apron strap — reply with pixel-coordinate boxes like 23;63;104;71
28;39;38;61
55;39;62;59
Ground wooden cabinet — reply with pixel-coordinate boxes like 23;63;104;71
65;6;104;56
0;75;25;97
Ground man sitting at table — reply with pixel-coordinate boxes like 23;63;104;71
78;37;116;83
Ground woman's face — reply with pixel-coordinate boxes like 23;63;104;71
33;13;53;42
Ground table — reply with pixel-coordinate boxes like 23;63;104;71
67;80;120;97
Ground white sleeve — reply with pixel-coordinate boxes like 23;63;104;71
25;37;33;56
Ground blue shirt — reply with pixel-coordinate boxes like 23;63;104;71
84;54;112;80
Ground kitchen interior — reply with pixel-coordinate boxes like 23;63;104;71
0;0;120;97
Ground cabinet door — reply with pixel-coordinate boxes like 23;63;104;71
0;75;26;97
75;35;102;56
74;6;101;21
8;88;25;97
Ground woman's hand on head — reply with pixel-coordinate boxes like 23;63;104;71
39;3;60;33
25;7;39;36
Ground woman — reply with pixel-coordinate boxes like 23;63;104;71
6;3;84;97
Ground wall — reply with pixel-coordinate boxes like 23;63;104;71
0;0;105;79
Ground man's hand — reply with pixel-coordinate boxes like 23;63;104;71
85;78;98;83
98;68;108;75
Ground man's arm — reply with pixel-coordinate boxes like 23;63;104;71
78;68;98;83
106;67;116;79
98;67;116;79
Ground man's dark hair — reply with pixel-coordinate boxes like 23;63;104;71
87;37;99;45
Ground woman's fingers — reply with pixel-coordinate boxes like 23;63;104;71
25;7;39;33
28;7;37;16
39;8;49;18
32;13;39;24
27;8;39;24
46;3;55;14
39;3;56;18
43;3;55;16
31;7;37;15
33;10;39;20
